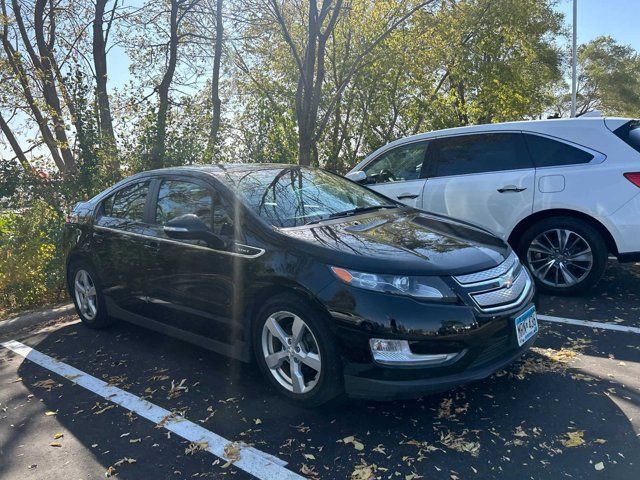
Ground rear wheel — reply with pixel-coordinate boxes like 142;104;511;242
516;217;608;295
68;261;114;328
252;293;342;406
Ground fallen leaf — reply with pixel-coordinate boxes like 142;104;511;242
185;440;209;455
561;430;585;448
303;453;315;460
49;442;62;447
44;411;57;416
594;462;604;471
53;433;64;439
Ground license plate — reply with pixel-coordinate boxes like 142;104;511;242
515;306;538;347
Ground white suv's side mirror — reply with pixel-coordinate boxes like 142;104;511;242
346;170;367;183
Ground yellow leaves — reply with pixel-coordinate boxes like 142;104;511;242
561;430;585;448
44;411;57;416
222;442;241;468
33;379;60;391
49;442;62;447
439;430;480;457
53;433;64;439
340;435;365;451
106;458;137;477
351;460;377;480
301;463;320;479
167;378;188;399
185;440;209;455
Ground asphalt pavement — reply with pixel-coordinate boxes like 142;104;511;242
1;261;638;480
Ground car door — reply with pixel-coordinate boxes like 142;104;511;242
361;140;432;207
92;179;157;314
142;176;240;346
421;132;535;239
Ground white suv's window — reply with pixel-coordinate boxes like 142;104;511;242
363;141;429;184
613;120;640;153
432;133;532;177
524;134;594;167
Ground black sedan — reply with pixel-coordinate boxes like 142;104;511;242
64;164;537;406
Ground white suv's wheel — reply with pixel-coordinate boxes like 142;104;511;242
517;217;608;295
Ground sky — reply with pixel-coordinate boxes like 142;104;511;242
556;0;640;49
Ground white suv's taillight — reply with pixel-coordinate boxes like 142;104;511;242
624;172;640;188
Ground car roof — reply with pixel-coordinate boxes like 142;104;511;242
139;163;299;176
351;116;633;171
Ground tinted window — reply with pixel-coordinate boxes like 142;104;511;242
103;181;149;222
363;142;429;184
433;133;532;177
524;134;594;167
155;180;214;230
613;120;640;154
221;167;394;228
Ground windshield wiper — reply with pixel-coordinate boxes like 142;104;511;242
304;205;397;226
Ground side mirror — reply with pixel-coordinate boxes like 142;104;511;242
164;214;227;249
346;170;367;184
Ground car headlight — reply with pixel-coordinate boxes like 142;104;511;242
330;266;457;301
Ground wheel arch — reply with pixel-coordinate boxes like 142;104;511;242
507;209;618;255
242;279;331;358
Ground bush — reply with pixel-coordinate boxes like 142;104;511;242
0;200;67;315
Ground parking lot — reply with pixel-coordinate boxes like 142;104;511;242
1;260;638;480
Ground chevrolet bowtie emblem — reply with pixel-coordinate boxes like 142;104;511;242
500;273;515;289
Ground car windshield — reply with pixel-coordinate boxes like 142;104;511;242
220;166;397;228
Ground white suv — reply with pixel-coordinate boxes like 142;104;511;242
347;117;640;294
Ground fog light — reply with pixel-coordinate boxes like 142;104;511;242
369;338;460;366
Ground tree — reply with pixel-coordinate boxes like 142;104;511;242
93;0;118;166
554;36;640;117
238;0;437;166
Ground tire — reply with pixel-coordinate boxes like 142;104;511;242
67;260;114;329
252;293;343;407
515;217;608;295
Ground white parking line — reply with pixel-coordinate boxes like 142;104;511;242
538;314;640;334
0;339;303;480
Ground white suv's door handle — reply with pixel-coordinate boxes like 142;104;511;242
497;186;527;193
397;193;419;200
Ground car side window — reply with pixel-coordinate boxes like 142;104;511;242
363;141;429;184
155;179;234;237
102;181;150;222
432;133;532;177
524;133;594;167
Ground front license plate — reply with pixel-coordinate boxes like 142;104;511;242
515;306;538;347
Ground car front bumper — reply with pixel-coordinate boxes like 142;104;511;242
318;280;537;400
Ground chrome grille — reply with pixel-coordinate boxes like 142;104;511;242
471;268;529;309
454;251;518;285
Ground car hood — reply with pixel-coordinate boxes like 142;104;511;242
278;209;509;276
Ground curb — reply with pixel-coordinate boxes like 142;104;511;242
0;304;75;336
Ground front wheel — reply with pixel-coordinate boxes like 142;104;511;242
68;261;114;328
516;217;608;295
252;293;343;407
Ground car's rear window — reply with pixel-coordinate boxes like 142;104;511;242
613;120;640;154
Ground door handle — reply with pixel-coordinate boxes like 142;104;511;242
397;193;419;200
497;186;527;193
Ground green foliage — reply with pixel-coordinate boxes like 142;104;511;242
0;200;66;314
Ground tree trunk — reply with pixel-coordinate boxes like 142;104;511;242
32;0;76;171
150;0;180;169
93;0;118;168
0;112;32;171
206;0;223;159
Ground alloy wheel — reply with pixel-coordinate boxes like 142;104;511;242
526;228;594;289
74;269;98;320
261;311;322;394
